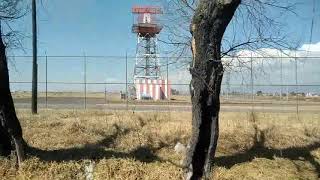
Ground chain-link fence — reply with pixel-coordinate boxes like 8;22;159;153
8;54;320;113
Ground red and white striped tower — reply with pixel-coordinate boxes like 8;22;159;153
132;6;170;100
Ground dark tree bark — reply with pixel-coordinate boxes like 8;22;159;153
0;25;25;165
184;0;241;179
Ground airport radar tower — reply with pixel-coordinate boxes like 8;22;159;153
132;6;170;100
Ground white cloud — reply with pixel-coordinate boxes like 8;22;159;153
221;42;320;88
169;42;320;92
299;42;320;52
231;41;320;62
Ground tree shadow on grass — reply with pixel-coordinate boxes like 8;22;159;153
215;128;320;177
25;124;176;165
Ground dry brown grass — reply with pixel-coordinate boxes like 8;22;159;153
1;110;320;179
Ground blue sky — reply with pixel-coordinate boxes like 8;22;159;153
7;0;319;56
10;0;162;56
5;0;320;92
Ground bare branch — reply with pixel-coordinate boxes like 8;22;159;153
161;0;300;62
180;0;196;11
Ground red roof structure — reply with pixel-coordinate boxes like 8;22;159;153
132;6;163;36
132;6;163;14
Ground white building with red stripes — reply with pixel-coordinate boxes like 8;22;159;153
135;78;171;100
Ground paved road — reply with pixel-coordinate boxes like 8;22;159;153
14;100;320;113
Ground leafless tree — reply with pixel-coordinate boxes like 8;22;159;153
0;0;27;166
184;1;241;179
159;0;301;179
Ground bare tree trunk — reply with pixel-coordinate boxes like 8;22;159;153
0;26;25;165
184;0;241;179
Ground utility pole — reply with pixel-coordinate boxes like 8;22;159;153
32;0;38;114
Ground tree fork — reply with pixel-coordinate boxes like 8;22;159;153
184;0;241;179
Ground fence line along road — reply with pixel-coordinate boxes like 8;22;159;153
8;54;320;112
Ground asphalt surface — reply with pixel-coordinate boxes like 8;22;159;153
13;97;320;112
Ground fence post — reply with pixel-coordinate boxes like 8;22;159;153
250;52;254;111
280;53;283;101
225;70;230;100
241;81;245;100
84;54;87;109
167;57;169;101
104;83;107;105
286;83;289;101
126;52;128;110
45;54;48;109
295;52;299;117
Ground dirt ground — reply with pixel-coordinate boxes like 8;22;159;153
11;91;320;104
1;110;320;179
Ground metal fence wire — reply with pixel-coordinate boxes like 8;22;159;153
8;54;320;113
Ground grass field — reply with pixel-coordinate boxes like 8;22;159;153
1;110;320;179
